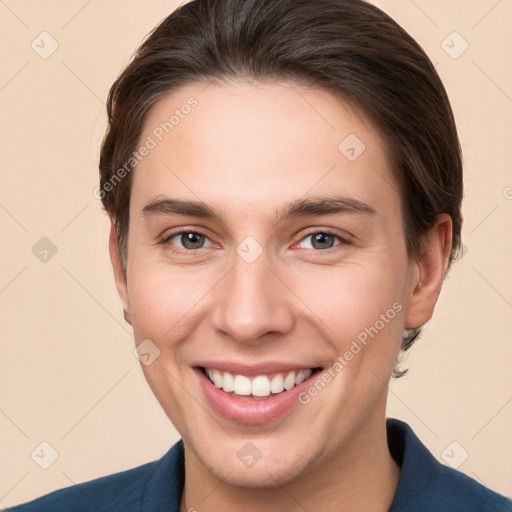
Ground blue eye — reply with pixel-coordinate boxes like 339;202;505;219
161;229;349;255
297;231;345;251
163;231;213;253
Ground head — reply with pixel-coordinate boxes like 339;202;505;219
99;0;462;489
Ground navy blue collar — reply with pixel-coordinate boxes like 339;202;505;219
387;418;510;511
141;418;511;511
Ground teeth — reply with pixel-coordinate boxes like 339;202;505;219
212;369;223;388
283;372;295;390
270;373;284;394
204;367;313;397
233;375;252;395
222;371;235;392
251;375;271;397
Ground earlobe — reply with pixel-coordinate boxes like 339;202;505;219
108;222;132;326
404;214;453;330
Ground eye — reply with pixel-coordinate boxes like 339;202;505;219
163;230;214;253
161;229;349;255
296;231;347;251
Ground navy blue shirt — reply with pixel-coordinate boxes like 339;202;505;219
5;419;511;511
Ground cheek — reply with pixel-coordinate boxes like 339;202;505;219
296;263;403;333
292;259;406;383
127;268;204;348
126;269;202;430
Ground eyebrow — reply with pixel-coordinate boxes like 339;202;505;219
142;194;377;222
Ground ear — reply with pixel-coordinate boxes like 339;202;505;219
109;221;132;326
404;213;452;330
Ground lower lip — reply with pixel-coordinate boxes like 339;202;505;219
194;367;321;425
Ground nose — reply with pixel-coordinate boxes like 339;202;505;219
210;249;295;345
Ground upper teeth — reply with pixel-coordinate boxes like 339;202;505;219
205;368;313;397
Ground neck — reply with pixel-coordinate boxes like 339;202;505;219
180;410;400;512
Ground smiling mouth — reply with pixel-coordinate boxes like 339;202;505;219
198;366;323;399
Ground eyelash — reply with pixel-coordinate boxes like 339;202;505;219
161;228;350;255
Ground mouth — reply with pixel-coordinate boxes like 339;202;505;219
196;365;323;400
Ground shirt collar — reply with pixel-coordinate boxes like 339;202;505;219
386;418;443;510
139;418;508;511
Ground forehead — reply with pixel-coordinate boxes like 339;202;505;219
132;80;401;222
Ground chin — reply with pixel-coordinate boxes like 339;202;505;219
210;461;304;490
195;440;319;490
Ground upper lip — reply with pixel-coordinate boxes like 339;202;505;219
194;361;322;376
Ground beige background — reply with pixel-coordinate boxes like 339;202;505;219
1;0;511;508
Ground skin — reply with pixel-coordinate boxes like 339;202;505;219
109;80;452;512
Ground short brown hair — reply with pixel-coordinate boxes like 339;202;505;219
99;0;463;376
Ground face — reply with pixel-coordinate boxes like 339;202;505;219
111;80;432;488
